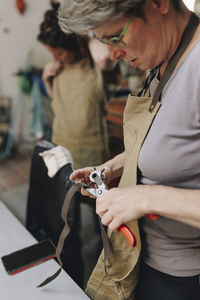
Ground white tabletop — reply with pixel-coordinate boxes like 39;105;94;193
0;201;89;300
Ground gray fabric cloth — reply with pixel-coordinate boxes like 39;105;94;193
138;41;200;276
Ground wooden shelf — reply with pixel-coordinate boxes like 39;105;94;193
106;97;127;140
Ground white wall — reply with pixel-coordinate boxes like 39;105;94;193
0;0;54;144
0;0;52;99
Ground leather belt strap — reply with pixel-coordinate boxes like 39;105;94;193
37;182;83;287
37;182;111;287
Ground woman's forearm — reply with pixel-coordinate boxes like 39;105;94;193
99;151;125;181
144;185;200;228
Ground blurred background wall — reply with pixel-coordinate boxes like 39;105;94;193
0;0;51;101
0;0;53;147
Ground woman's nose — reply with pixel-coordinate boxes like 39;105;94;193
108;46;126;61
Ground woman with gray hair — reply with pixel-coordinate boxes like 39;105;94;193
59;1;200;299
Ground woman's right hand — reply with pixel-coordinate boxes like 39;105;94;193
42;61;63;84
70;153;125;198
70;166;112;198
42;61;63;98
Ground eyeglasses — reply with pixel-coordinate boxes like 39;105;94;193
93;12;136;48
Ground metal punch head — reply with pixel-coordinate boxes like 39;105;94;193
86;168;108;197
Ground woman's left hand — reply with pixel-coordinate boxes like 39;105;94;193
96;185;152;231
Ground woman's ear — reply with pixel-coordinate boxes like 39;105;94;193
152;0;170;15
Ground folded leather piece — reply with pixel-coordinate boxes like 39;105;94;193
39;145;74;177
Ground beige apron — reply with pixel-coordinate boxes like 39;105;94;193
85;92;161;300
51;57;109;169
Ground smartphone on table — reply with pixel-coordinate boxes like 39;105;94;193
1;239;56;275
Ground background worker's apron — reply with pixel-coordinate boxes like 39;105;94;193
52;57;109;169
86;12;199;300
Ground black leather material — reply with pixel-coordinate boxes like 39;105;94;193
26;141;84;288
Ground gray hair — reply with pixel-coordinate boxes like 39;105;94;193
58;0;144;35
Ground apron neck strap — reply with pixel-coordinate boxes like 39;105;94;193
149;12;200;112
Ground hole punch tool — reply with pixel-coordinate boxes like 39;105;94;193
85;168;137;247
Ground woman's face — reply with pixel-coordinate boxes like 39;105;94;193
92;0;177;71
45;45;75;65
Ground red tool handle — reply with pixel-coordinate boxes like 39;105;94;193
146;214;160;220
119;215;159;246
118;215;159;246
119;224;137;247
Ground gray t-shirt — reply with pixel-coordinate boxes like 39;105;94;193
138;41;200;276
